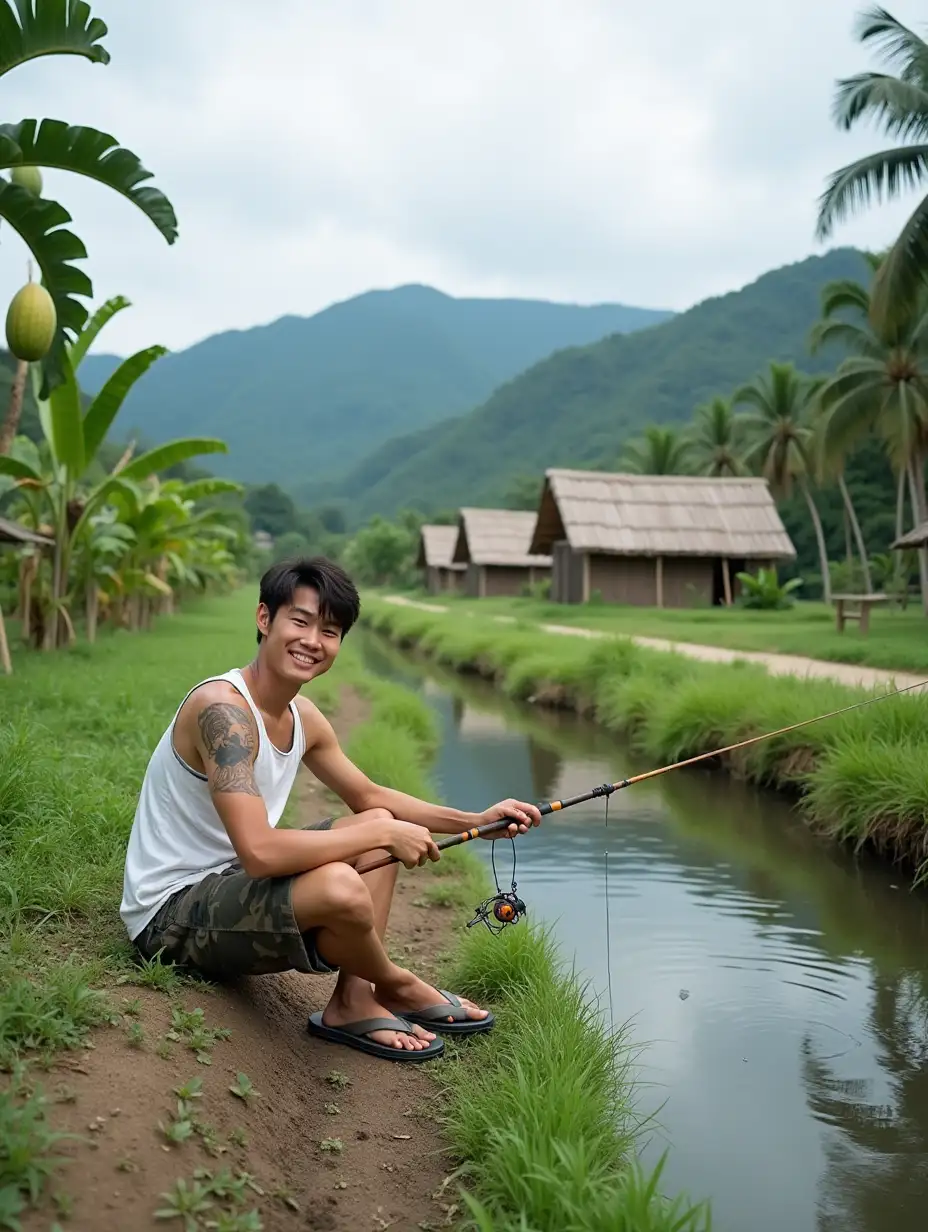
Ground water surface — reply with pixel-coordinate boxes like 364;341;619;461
360;633;928;1232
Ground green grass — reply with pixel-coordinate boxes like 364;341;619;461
437;928;709;1232
391;589;928;676
362;597;928;885
0;587;708;1229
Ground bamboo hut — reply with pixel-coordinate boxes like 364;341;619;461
0;516;54;674
415;524;466;595
452;508;552;598
529;470;795;607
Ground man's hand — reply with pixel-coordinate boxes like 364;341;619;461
382;819;442;869
478;797;543;840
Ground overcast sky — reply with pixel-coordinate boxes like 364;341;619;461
5;0;924;355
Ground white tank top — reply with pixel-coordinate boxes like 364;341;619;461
120;668;307;940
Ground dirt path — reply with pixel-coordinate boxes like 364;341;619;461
22;689;465;1232
383;595;928;694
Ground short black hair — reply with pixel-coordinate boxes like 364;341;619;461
257;556;361;644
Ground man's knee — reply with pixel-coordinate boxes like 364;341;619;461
293;862;373;931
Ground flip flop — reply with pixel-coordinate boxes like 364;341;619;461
394;990;495;1036
306;1011;445;1062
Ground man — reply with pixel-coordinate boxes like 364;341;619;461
120;556;542;1063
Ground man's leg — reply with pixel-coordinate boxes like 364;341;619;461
294;811;490;1049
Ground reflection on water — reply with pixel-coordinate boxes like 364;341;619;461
358;632;928;1232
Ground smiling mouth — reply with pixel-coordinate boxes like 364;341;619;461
289;650;321;668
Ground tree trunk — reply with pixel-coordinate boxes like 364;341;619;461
801;478;831;604
86;585;99;644
906;453;928;616
0;359;28;456
838;474;872;593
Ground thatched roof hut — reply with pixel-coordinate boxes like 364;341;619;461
529;469;795;607
891;521;928;550
452;507;552;598
415;524;465;595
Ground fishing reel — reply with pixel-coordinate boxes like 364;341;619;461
465;835;527;935
467;889;527;935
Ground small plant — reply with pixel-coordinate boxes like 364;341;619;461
165;1006;231;1064
154;1176;215;1225
126;1021;145;1048
173;1077;204;1103
319;1137;343;1153
735;566;803;610
228;1073;256;1104
228;1127;248;1148
325;1070;351;1090
117;949;184;993
323;1103;340;1116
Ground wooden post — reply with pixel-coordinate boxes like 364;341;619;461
721;558;733;607
582;552;590;604
655;556;664;608
0;604;12;675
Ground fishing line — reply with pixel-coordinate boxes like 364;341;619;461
604;790;614;1029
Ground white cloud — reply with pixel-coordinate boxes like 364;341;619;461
3;0;924;354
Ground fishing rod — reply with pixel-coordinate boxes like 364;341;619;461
355;675;928;885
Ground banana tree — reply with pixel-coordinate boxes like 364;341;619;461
0;1;177;395
0;352;227;646
103;476;242;628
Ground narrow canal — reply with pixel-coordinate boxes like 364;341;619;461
359;631;928;1232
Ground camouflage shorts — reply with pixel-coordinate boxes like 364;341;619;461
133;819;340;980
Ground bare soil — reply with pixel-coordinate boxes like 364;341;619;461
22;689;467;1232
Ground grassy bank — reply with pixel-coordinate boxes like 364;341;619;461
361;597;928;885
394;590;928;675
0;589;709;1230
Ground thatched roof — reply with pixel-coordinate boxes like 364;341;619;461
891;521;928;550
0;516;53;547
530;469;796;560
453;507;552;568
416;524;465;571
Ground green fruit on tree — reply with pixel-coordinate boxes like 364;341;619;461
10;165;43;196
6;281;57;362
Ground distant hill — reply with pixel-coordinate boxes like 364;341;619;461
332;248;872;521
75;285;672;486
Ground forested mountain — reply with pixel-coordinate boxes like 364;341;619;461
74;285;671;487
332;248;872;522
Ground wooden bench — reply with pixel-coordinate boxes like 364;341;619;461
831;593;889;635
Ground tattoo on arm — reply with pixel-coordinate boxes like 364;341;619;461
197;703;260;796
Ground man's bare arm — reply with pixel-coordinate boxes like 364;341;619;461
302;703;505;834
190;687;394;877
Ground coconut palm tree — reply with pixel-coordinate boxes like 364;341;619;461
809;254;928;611
0;2;176;395
618;425;692;475
734;362;833;603
687;397;747;477
815;6;928;333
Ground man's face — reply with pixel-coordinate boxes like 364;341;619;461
257;585;343;684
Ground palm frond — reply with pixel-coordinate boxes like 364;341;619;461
870;189;928;330
0;1;109;79
815;143;928;239
831;73;928;141
0;119;178;244
854;6;928;84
